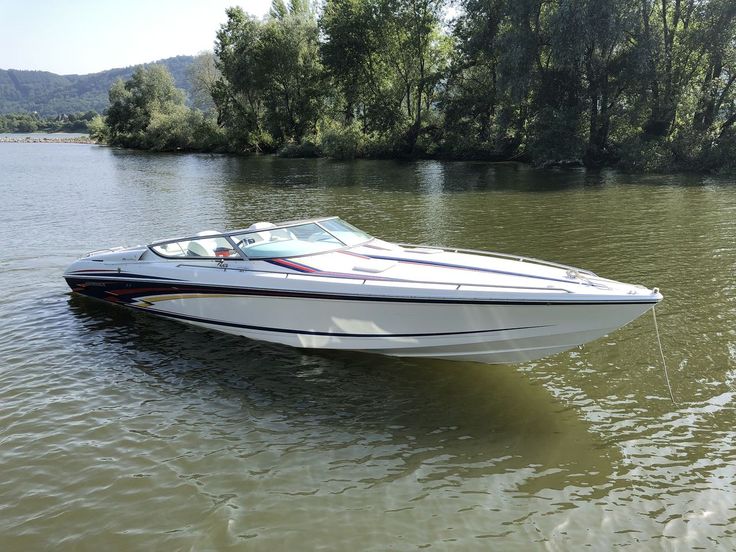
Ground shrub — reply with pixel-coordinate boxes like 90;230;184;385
614;136;674;172
144;105;196;151
529;106;585;167
277;140;321;157
318;120;364;159
191;116;229;152
87;115;108;143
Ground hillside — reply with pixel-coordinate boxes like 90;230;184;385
0;56;196;116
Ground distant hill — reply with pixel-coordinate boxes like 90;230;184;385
0;56;196;116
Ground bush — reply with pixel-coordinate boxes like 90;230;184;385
529;106;585;167
191;116;229;152
87;115;108;143
362;131;405;158
277;140;321;157
144;105;196;151
318;120;364;159
614;136;674;172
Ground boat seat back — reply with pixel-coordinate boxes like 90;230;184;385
187;241;212;257
246;221;277;243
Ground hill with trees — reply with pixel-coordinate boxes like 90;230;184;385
0;56;196;116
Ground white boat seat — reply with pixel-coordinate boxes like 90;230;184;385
187;241;212;257
246;221;277;243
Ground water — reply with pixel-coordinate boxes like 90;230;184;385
1;144;735;550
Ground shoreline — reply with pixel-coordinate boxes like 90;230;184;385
0;135;95;144
2;137;729;174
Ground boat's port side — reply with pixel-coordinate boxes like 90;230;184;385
63;216;662;365
65;272;658;364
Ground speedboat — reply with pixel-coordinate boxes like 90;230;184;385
64;217;662;364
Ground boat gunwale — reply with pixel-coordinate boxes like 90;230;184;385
63;272;663;305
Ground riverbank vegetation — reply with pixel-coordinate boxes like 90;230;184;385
93;0;736;172
0;111;98;133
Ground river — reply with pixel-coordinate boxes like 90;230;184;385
1;140;735;550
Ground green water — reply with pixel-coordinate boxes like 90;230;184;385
1;144;735;550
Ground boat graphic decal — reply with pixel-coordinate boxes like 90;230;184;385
265;256;399;282
68;270;183;281
265;259;318;273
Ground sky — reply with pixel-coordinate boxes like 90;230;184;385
0;0;273;74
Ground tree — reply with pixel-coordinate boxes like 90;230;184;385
105;65;186;148
213;7;267;150
321;0;448;153
443;0;507;156
259;0;325;143
188;51;221;113
578;0;641;165
213;2;324;151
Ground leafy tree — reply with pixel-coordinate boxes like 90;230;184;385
321;0;448;153
213;7;268;150
442;0;504;153
101;65;225;151
213;2;324;151
105;65;186;148
88;114;108;142
188;52;220;113
260;0;324;144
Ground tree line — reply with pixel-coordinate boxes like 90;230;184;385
94;0;736;171
0;111;98;133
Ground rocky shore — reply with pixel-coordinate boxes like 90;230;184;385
0;135;95;144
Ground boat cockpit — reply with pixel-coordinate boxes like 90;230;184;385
148;217;373;261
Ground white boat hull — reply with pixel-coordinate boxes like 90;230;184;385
115;289;654;364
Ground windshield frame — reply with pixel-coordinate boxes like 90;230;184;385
147;217;374;261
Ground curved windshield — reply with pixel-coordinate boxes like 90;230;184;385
232;219;372;259
318;218;372;246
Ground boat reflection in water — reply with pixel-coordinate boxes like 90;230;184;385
65;292;618;496
64;217;662;364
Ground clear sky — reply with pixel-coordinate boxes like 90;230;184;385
0;0;272;74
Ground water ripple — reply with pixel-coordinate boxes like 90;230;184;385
1;148;736;549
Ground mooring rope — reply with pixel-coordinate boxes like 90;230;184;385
652;303;676;404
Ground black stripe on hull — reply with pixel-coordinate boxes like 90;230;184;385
67;271;184;281
64;276;660;307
